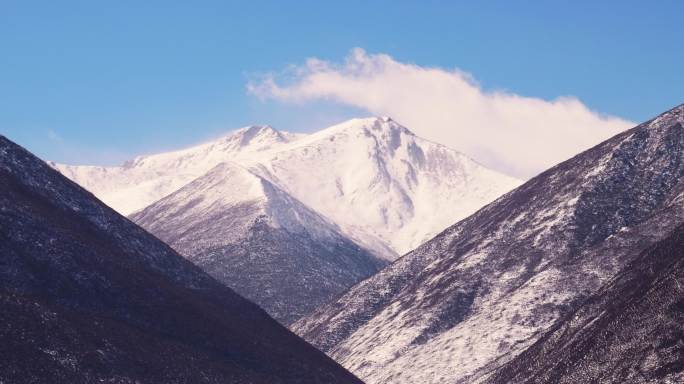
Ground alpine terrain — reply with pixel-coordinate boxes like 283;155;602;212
52;125;304;215
292;104;684;383
488;223;684;384
54;118;520;259
131;161;386;324
0;135;362;383
54;117;519;324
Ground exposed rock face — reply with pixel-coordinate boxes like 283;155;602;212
0;135;362;384
292;104;684;383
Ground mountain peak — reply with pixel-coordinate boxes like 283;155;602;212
292;103;684;384
357;115;401;126
228;124;288;147
237;124;278;135
53;117;519;257
131;160;344;246
356;116;395;124
321;116;416;139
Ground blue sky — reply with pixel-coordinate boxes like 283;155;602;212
2;0;683;168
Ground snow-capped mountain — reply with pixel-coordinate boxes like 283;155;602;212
52;117;518;325
52;125;302;215
488;223;684;384
292;104;684;384
241;117;521;259
131;161;387;324
0;135;362;383
54;117;520;260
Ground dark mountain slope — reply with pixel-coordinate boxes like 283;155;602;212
292;104;684;383
0;135;362;384
488;223;684;384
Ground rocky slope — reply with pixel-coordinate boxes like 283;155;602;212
292;104;684;383
131;161;387;324
0;135;362;383
487;222;684;384
54;117;517;325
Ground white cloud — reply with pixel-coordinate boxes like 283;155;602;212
248;48;634;178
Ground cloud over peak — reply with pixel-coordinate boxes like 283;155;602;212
248;48;634;178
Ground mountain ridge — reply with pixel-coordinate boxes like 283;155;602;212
0;134;362;383
53;117;520;260
239;117;521;258
292;103;684;383
131;160;387;324
51;124;304;215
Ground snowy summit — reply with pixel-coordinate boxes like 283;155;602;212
53;117;520;260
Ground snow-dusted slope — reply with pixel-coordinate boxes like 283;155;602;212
52;125;302;215
54;117;520;260
292;104;684;383
131;161;387;324
488;222;684;384
245;117;521;258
